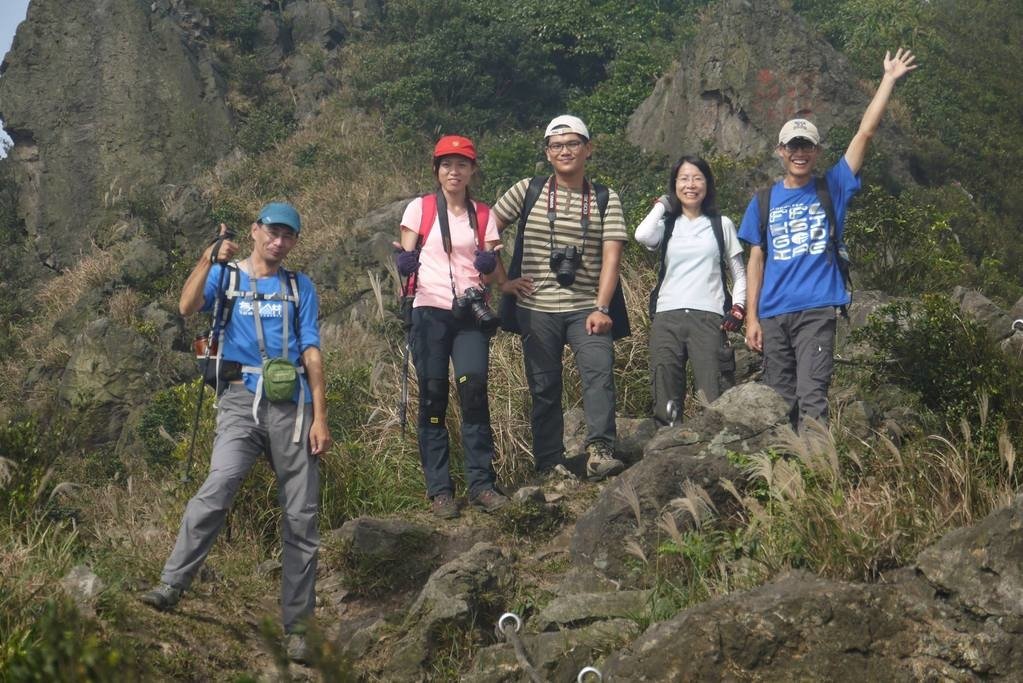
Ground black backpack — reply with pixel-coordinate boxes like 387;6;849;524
756;177;852;307
498;175;631;339
648;212;731;318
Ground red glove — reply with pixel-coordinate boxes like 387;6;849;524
721;303;745;332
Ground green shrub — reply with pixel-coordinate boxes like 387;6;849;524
843;185;966;295
1;598;139;681
852;295;1023;425
236;102;296;156
0;419;59;518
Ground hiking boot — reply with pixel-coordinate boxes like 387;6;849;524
285;633;309;665
471;488;509;513
431;493;459;520
585;442;624;481
140;582;182;611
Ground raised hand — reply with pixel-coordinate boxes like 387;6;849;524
883;48;917;81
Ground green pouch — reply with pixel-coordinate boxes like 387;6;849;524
262;357;299;402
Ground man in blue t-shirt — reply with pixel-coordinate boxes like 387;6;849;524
739;49;917;427
141;202;331;664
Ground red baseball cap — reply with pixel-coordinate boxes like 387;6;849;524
433;135;477;162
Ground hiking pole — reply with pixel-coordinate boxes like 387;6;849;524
399;274;413;436
181;230;234;484
400;332;411;436
496;613;544;683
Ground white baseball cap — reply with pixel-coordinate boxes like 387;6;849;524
544;115;590;141
778;118;821;145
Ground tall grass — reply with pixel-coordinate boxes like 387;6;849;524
631;403;1021;617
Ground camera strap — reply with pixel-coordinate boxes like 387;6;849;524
435;191;485;300
546;176;590;255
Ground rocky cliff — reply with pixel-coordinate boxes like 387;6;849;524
0;0;233;271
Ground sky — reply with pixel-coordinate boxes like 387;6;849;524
0;0;32;156
1;0;30;58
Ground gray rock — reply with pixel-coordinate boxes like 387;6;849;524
1000;332;1023;362
162;184;209;235
840;400;879;441
564;408;656;464
602;572;963;681
57;318;166;445
386;543;514;679
61;565;105;616
1009;295;1023;324
139;302;185;350
0;0;233;271
534;590;652;631
330;517;440;596
916;496;1023;619
952;286;1013;341
836;289;896;359
467;618;640;683
512;486;546;505
570;383;789;582
285;1;347;50
119;237;168;288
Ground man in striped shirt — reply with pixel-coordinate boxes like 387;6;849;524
493;115;627;481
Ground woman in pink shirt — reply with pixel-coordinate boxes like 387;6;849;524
393;135;508;519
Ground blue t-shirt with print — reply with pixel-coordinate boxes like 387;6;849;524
203;263;320;403
737;158;861;319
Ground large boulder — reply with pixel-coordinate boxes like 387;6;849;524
330;517;442;596
570;383;790;582
385;543;515;679
626;0;911;185
603;497;1023;680
602;571;989;681
915;494;1023;620
952;286;1014;342
467;619;640;683
57;318;172;445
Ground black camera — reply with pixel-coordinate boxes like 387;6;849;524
549;245;581;287
452;287;500;333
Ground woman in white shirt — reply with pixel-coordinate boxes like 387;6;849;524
635;155;747;426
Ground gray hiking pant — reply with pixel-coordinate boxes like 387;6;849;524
649;309;727;426
517;307;616;471
761;306;836;428
161;382;319;632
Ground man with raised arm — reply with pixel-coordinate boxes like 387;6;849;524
739;49;917;428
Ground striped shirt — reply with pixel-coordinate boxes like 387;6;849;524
493;177;628;313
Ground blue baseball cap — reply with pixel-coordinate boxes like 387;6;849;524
257;202;301;234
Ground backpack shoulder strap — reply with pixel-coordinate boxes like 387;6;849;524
815;176;838;243
509;176;549;279
593;181;610;222
757;186;772;249
710;214;732;313
287;269;302;351
418;193;438;247
217;261;241;330
475;202;490;249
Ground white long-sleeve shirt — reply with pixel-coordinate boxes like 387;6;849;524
635;202;746;315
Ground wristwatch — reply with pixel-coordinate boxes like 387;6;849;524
595;305;610;315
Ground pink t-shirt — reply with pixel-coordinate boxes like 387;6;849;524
401;196;499;310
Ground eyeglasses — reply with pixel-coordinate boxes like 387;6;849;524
259;223;298;242
546;140;585;153
783;140;818;153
